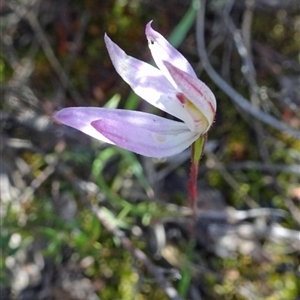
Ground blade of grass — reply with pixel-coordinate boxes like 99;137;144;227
92;147;133;211
178;240;196;297
168;0;200;46
104;93;121;109
118;148;154;198
92;148;157;217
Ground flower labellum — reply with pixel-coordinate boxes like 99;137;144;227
54;21;216;157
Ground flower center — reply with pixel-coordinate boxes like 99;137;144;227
176;93;209;132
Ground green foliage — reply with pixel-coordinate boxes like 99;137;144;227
2;0;300;299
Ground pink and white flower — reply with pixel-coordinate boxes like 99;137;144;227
54;21;216;157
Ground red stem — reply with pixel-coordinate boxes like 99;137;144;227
188;134;207;234
188;145;199;212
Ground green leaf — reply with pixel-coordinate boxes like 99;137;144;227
193;134;206;164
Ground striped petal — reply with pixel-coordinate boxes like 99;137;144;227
164;61;217;128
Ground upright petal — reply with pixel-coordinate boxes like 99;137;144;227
104;34;196;131
164;61;217;128
145;21;197;87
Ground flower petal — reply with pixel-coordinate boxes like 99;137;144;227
54;107;199;157
54;107;115;144
104;33;196;130
145;21;197;87
164;61;217;127
91;116;199;157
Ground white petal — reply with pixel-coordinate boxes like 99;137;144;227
145;21;197;88
165;61;216;128
104;34;196;130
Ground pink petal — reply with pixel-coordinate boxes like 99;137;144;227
91;117;199;157
145;21;197;87
54;107;116;144
104;34;196;130
54;107;198;157
164;61;217;127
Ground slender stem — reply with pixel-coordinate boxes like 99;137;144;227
188;134;207;231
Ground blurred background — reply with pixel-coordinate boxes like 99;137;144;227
1;0;300;299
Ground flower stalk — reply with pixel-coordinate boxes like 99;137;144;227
188;135;206;226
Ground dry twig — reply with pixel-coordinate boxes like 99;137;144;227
196;0;300;139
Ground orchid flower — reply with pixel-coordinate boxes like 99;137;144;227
54;21;216;158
